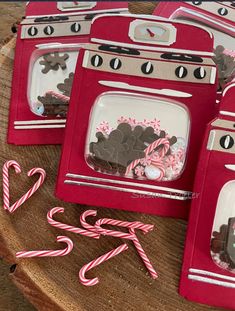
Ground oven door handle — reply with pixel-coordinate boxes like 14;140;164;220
225;164;235;172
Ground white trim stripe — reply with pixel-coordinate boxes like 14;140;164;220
219;110;235;117
189;268;235;283
66;173;192;196
14;120;66;125
64;179;190;201
188;275;235;288
14;125;65;130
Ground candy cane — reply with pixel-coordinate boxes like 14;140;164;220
46;90;70;102
95;218;154;237
129;228;158;279
79;244;128;286
8;168;46;214
16;236;73;258
125;138;170;175
47;207;99;239
80;210;99;232
80;211;153;240
145;138;170;158
3;160;21;210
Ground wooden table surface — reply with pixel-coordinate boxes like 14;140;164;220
0;2;225;311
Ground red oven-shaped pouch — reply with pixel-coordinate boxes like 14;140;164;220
56;14;217;219
8;2;128;145
180;82;235;309
25;2;128;17
153;1;235;91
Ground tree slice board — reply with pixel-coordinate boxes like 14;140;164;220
0;2;222;311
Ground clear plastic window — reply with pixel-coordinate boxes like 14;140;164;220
173;15;235;88
28;44;79;117
211;181;235;273
86;92;190;182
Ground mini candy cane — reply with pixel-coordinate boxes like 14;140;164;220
47;207;99;239
126;138;170;175
8;168;46;214
145;138;170;158
79;243;128;286
80;211;153;240
16;236;73;258
80;210;99;232
3;160;21;210
129;228;158;279
46;90;70;102
95;218;154;237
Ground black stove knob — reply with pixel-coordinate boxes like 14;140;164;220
110;58;122;70
71;22;81;33
194;67;206;79
192;1;202;5
218;7;228;16
141;61;154;75
220;135;234;149
44;25;54;35
28;26;38;37
91;54;103;67
175;66;188;78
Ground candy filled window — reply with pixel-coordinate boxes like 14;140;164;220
86;92;190;182
211;181;235;273
172;15;235;89
28;44;79;118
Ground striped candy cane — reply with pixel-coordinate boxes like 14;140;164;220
3;160;21;210
79;244;128;286
8;168;46;214
16;236;73;258
80;211;153;240
95;218;154;238
80;210;98;232
46;90;70;102
80;210;135;240
129;228;158;279
126;138;170;175
47;207;99;239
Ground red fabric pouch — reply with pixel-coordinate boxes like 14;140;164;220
56;14;217;219
153;1;235;91
8;2;128;145
180;82;235;309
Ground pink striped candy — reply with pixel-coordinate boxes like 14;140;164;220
79;243;128;286
47;207;99;239
129;228;158;279
16;236;73;258
2;160;46;213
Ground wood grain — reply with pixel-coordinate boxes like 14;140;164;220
0;2;225;311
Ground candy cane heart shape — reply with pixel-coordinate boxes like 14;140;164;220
47;207;99;239
8;167;46;214
79;244;128;286
3;160;21;210
16;236;73;258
